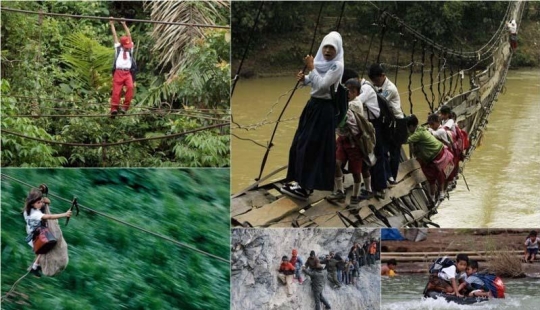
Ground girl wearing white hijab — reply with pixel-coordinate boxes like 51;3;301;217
281;31;344;200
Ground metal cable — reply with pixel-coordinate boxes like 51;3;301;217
1;7;230;29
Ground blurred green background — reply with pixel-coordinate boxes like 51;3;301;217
1;169;230;309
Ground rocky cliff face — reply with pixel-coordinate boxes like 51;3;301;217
231;228;381;310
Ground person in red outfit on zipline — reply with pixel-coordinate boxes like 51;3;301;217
109;18;136;118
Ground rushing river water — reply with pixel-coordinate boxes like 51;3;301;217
381;274;539;310
231;69;540;228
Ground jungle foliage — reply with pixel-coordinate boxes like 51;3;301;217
1;1;231;167
232;1;540;71
1;169;230;310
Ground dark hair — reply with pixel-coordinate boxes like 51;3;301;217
456;253;469;263
345;78;361;93
387;259;397;266
530;230;538;237
427;113;440;124
310;250;316;256
368;63;385;79
24;189;43;216
468;259;479;270
440;105;452;115
342;68;359;84
282;255;289;261
407;114;419;127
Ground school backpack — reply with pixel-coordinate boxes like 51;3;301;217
429;256;454;274
362;81;409;146
455;125;470;159
112;47;138;81
363;81;396;126
474;273;505;298
350;110;376;160
331;83;349;129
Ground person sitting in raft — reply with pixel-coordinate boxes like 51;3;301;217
405;115;454;203
281;31;344;200
381;259;397;276
457;260;490;297
24;189;72;277
427;254;469;297
524;230;538;263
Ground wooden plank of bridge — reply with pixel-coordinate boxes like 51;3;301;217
233;190;331;227
307;159;427;227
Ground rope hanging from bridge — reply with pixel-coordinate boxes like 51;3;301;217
255;1;327;181
230;1;265;98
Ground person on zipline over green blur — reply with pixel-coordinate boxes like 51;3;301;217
23;189;71;277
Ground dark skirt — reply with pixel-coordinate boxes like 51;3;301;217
286;97;336;191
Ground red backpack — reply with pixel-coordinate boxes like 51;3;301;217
455;125;470;159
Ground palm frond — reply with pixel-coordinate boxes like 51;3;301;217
60;32;111;91
144;0;230;77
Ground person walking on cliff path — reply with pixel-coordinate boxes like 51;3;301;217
278;255;296;297
290;249;304;284
322;253;342;289
303;263;332;310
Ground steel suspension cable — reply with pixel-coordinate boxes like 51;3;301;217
255;2;325;181
0;174;229;263
1;7;230;29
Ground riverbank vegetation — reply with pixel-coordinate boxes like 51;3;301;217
1;1;230;167
232;1;540;77
1;169;230;309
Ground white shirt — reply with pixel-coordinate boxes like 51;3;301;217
525;237;539;249
304;61;344;99
438;265;457;281
442;118;455;131
429;125;451;145
378;78;404;118
114;43;133;70
359;82;379;119
24;208;44;235
507;21;517;34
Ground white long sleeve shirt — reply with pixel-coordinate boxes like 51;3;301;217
378;78;404;118
304;62;344;99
